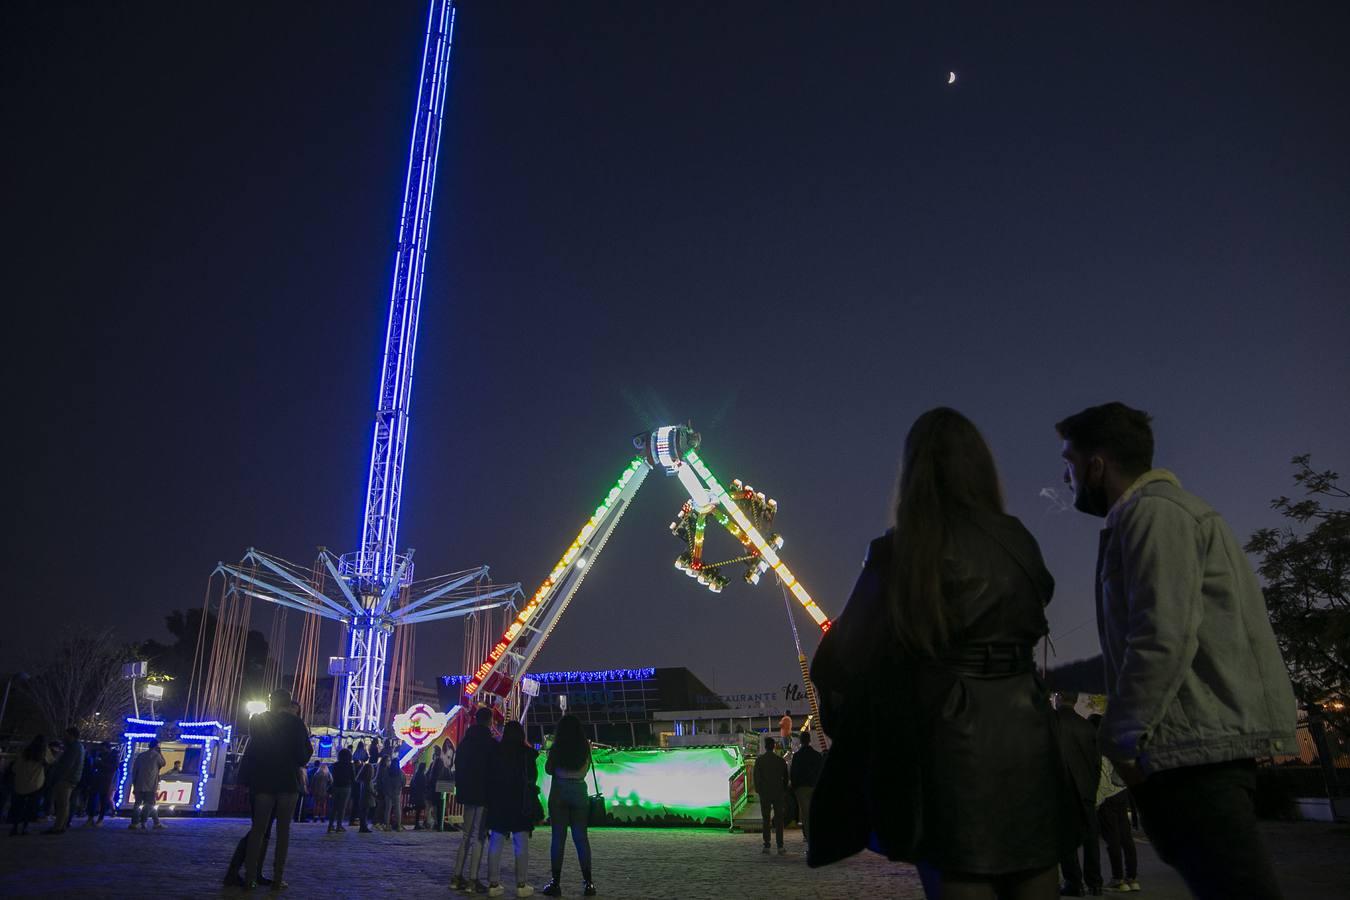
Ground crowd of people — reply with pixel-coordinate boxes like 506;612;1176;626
1;402;1300;900
230;695;597;897
2;727;149;836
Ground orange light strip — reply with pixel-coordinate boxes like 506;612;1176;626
462;457;647;699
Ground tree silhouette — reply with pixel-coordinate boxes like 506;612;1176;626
1245;455;1349;731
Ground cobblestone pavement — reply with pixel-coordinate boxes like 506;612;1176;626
0;816;1344;898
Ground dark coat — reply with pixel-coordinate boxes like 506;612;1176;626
809;514;1075;875
789;745;823;789
241;711;312;794
754;751;789;800
410;769;428;806
454;723;494;806
485;741;540;835
51;739;84;786
331;759;355;788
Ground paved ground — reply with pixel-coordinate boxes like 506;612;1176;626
0;816;1345;898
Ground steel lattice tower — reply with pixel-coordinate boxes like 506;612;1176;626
216;1;522;735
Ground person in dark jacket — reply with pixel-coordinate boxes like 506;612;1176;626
428;746;450;831
410;761;429;830
810;408;1072;900
485;720;539;897
83;744;117;827
1055;693;1103;896
378;753;405;830
355;759;374;832
328;748;354;833
755;737;790;854
789;731;823;847
44;727;83;833
451;706;496;891
241;689;312;891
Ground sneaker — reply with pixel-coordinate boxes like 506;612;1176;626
1125;881;1141;892
471;880;490;894
487;885;505;898
154;821;165;829
1104;881;1130;893
776;846;786;855
128;822;138;830
450;876;467;891
761;845;770;854
516;885;535;897
582;882;597;897
269;881;288;892
540;881;562;897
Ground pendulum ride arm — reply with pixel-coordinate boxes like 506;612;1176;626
449;458;651;734
677;449;831;632
672;446;830;747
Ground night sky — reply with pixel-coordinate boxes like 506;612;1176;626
8;1;1348;700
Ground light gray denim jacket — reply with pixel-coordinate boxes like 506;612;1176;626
1096;470;1296;774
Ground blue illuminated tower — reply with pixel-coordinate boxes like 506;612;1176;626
339;0;457;732
216;1;522;734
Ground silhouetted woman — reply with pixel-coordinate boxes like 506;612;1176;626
327;748;354;833
541;714;595;897
8;735;51;836
486;721;540;896
810;408;1070;900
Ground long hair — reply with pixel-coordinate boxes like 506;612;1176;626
548;714;589;771
889;407;1005;657
501;720;527;750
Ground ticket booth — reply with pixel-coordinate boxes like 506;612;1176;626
115;717;233;815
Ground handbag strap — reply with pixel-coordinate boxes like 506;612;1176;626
587;743;601;796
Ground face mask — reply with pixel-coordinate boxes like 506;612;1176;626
1073;462;1110;518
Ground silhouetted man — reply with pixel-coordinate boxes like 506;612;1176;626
755;736;789;855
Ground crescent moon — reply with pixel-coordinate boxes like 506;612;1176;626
947;71;957;85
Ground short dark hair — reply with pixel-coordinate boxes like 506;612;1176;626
764;736;776;751
1055;402;1154;475
796;730;811;746
1057;691;1080;706
475;706;492;725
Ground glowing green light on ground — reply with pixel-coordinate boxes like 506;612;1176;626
537;746;744;826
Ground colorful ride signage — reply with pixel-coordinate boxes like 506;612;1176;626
392;702;450;751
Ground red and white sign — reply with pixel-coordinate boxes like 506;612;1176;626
156;780;195;806
392;703;449;750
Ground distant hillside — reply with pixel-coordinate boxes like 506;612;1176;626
1045;655;1105;694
